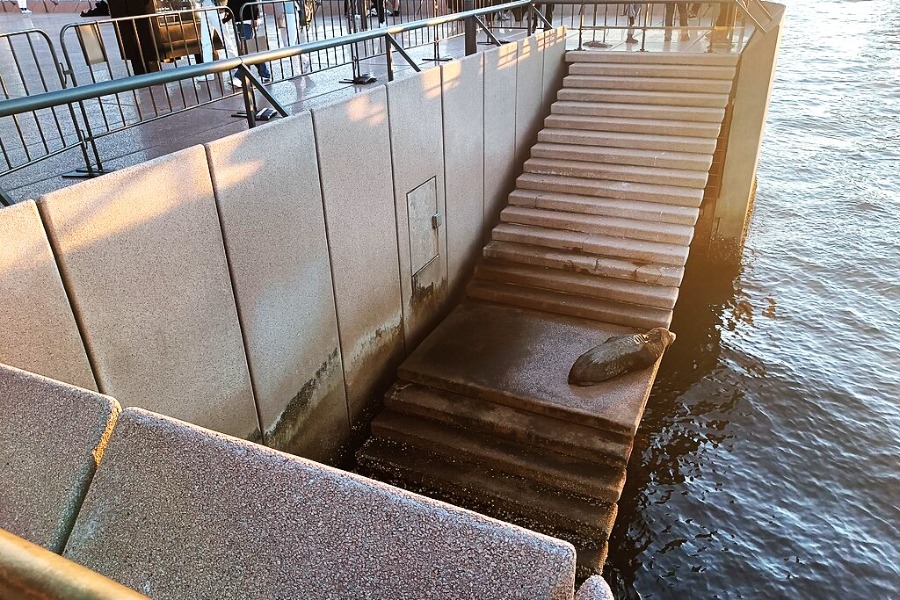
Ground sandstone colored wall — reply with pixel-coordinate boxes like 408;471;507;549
442;52;486;299
0;201;96;391
311;87;406;432
37;147;260;441
482;42;519;241
0;31;569;462
205;113;349;463
387;67;450;349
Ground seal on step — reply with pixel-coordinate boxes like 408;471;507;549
568;327;676;386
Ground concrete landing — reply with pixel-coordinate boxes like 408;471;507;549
360;302;661;576
399;301;659;436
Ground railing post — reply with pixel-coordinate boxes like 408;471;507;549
464;0;476;55
385;33;394;81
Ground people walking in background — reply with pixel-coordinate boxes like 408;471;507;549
223;0;272;86
664;2;690;41
625;3;640;44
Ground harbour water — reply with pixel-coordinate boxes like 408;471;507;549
606;0;900;597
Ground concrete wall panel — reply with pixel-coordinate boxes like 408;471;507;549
0;201;96;391
37;147;260;440
0;363;119;552
312;88;405;429
205;113;348;464
387;67;449;349
483;43;519;241
540;27;568;115
442;53;485;299
65;408;577;599
515;35;545;169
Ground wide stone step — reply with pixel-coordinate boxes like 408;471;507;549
538;127;717;155
501;203;694;245
557;87;729;108
357;437;619;544
545;113;721;139
475;260;679;310
564;74;733;95
567;61;736;80
508;189;700;227
524;156;709;189
517;172;704;208
383;381;634;467
551;100;726;123
566;50;739;66
467;279;673;330
371;409;627;501
483;240;685;287
530;141;713;172
492;222;690;267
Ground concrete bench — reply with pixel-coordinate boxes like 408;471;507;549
0;363;119;552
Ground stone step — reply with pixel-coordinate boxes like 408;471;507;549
371;409;627;502
530;142;713;172
466;279;673;330
492;222;690;267
566;50;739;66
551;100;725;123
564;74;733;95
545;113;721;139
524;156;709;189
357;436;619;543
475;260;679;310
557;87;729;108
517;172;704;208
383;382;633;467
483;240;685;288
508;189;699;227
501;203;694;245
567;61;737;80
538;127;716;155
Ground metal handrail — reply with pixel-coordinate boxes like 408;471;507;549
535;0;774;33
0;0;529;119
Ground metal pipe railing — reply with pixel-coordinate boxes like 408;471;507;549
0;0;529;119
0;527;150;600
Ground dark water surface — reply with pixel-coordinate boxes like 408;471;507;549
606;1;900;597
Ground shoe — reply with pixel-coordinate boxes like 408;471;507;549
499;10;511;20
20;8;32;13
232;77;243;88
625;35;639;44
261;76;271;83
384;8;394;16
368;7;377;16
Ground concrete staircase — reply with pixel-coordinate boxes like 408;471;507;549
469;50;738;330
359;50;738;578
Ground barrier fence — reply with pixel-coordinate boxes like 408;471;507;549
0;0;772;206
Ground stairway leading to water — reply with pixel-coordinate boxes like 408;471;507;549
358;50;738;578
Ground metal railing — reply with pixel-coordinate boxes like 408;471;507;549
0;29;101;185
522;0;770;52
0;0;534;205
0;0;776;206
528;0;772;51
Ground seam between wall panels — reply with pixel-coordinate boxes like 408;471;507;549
383;84;409;357
309;111;354;434
203;143;266;444
34;201;103;396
